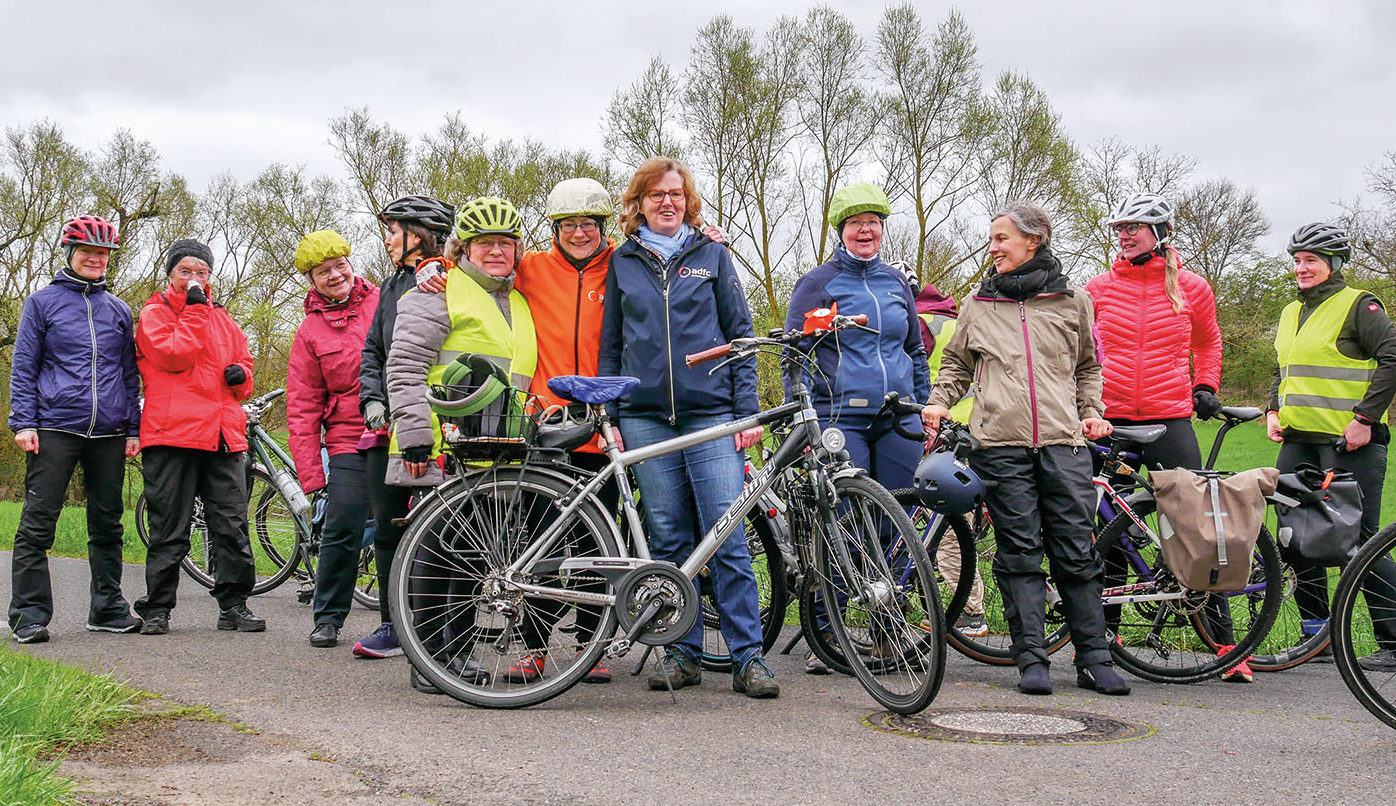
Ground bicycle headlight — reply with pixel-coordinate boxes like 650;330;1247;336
821;427;846;453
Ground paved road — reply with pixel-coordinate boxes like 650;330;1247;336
4;552;1394;805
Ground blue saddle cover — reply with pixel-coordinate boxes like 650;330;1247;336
547;375;641;405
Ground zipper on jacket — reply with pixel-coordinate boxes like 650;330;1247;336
860;272;890;401
662;260;676;425
1133;278;1146;418
1020;301;1039;446
82;285;99;437
574;270;584;374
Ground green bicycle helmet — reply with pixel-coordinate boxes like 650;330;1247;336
294;229;352;274
455;197;524;242
827;182;891;230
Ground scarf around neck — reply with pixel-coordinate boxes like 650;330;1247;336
637;223;692;262
979;248;1070;301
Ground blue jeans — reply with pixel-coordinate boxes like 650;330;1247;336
621;413;763;667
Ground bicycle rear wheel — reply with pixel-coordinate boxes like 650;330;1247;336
1100;497;1283;684
1332;522;1396;730
1194;557;1334;671
352;546;379;609
697;504;790;672
390;466;621;709
812;475;946;714
892;489;977;630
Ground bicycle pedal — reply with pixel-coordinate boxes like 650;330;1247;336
296;587;313;605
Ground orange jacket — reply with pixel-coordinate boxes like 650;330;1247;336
136;286;255;451
517;241;613;451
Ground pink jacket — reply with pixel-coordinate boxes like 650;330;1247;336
1085;250;1222;421
286;276;380;492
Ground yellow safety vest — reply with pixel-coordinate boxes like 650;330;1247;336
919;312;975;421
1274;284;1385;435
390;269;537;459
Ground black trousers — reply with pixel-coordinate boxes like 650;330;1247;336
1278;439;1396;647
364;446;412;623
970;444;1111;671
8;431;132;629
135;446;254;616
312;452;372;627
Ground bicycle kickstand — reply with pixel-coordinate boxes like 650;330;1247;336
779;626;806;656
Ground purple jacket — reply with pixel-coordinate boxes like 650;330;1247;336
8;270;140;437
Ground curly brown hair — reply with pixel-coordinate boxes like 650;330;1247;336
617;157;704;237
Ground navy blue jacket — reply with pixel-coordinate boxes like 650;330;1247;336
600;232;759;420
9;271;140;437
785;246;930;419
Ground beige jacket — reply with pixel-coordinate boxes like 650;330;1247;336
928;284;1104;448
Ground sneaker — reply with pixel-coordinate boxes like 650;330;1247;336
216;604;266;632
955;613;989;638
411;654;492;693
502;652;546;683
733;656;780;699
87;614;142;634
353;622;403;658
410;665;444;695
646;648;702;691
804;651;832;675
582;660;612;684
1215;644;1254;683
139;614;170;635
309;623;339;648
1357;648;1396;672
13;624;49;644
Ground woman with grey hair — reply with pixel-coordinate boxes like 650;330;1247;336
922;201;1129;696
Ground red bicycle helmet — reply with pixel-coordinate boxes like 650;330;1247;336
60;215;120;250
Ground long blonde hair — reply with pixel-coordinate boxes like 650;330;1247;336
1163;246;1184;315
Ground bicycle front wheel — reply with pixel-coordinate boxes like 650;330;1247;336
390;466;622;709
1332;522;1396;730
812;475;946;714
891;489;976;631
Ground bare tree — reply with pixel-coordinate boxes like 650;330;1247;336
1174;178;1270;286
603;57;686;170
682;15;755;230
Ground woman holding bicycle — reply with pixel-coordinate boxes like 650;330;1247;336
1085;193;1247;681
923;201;1129;697
784;183;929;674
1268;222;1396;672
599;157;779;699
286;230;380;649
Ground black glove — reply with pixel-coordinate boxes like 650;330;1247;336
403;446;431;464
224;364;247;387
1192;386;1222;420
184;283;208;305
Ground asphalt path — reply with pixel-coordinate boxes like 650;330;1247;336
4;552;1394;805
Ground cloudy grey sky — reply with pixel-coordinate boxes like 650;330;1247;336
4;0;1391;252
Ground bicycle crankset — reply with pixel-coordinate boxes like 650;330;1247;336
613;562;699;647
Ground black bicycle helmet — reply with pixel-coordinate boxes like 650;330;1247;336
912;451;986;516
378;195;455;240
1286;222;1350;262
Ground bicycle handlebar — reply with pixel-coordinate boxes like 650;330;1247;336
880;391;979;459
243;388;285;416
683;314;871;366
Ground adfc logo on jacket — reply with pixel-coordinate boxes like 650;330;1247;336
678;265;713;279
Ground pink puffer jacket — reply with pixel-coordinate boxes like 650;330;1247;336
1085;250;1222;421
286;276;380;492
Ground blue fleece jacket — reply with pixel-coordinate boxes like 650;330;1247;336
600;231;759;420
9;270;141;437
785;245;930;419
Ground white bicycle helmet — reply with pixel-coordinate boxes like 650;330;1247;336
1107;192;1176;247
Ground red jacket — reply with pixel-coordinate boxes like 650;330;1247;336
287;276;380;492
136;286;255;451
1085;250;1222;420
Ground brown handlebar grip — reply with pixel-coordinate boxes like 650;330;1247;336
685;343;732;366
850;314;869;325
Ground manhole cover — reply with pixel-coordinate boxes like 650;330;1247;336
867;707;1153;745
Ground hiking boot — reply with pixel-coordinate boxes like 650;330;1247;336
1077;662;1131;695
353;622;402;658
13;623;49;644
955;613;989;638
804;650;832;675
733;656;780;699
410;665;444;695
1215;644;1254;683
647;648;702;691
217;604;266;632
502;652;546;683
139;614;170;635
411;654;493;694
309;623;339;648
582;659;612;684
87;614;142;634
1357;648;1396;672
1018;662;1052;695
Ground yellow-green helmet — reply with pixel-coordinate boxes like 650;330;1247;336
294;229;352;275
827;183;891;229
545;178;613;221
455;197;524;242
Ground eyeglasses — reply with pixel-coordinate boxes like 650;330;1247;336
847;218;884;232
559;220;600;234
646;189;686;204
1111;222;1145;236
470;237;517;253
175;268;211;280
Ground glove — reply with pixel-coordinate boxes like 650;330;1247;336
402;446;431;464
224;364;247;387
184;283;208;305
364;401;388;430
1192;386;1222;420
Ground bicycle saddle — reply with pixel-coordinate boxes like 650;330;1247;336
547;375;641;405
1218;405;1263;422
1110;424;1167;444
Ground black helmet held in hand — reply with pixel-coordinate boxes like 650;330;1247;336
912;451;986;516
